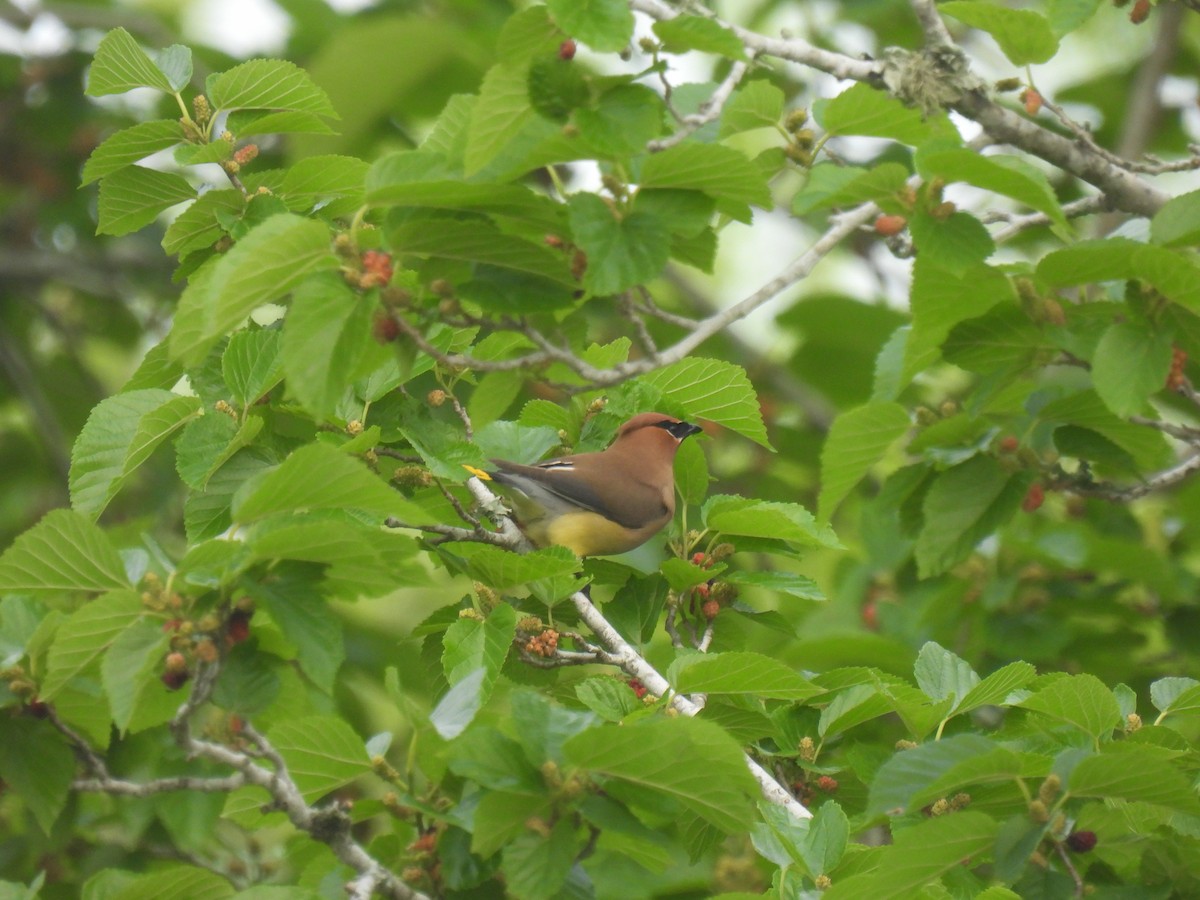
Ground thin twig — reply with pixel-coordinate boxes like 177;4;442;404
649;59;751;152
1055;841;1085;898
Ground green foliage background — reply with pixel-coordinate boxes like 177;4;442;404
4;1;1200;898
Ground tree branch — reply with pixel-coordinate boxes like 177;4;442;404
649;58;752;152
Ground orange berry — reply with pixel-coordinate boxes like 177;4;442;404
874;214;907;236
701;599;720;619
1021;88;1043;116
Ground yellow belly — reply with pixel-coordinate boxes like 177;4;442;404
536;511;651;557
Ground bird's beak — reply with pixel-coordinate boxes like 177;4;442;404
669;420;704;440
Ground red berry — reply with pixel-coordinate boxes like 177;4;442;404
373;313;400;344
162;618;183;632
226;609;252;645
691;552;706;566
1066;830;1097;853
161;669;190;691
164;651;188;674
998;436;1020;454
874;214;907;236
1129;0;1150;22
361;250;394;285
701;599;720;620
558;39;577;61
1167;346;1187;391
26;698;50;719
1022;483;1045;513
815;775;839;793
1020;88;1043;116
861;599;879;631
693;583;711;600
629;678;648;699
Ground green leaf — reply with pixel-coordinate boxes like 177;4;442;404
0;718;74;834
720;79;784;135
703;495;840;549
42;590;143;700
818;683;892;738
1150;189;1200;247
268;716;370;803
281;274;388;419
673;651;824;700
544;0;634;52
915;456;1030;578
222;329;284;408
154;44;192;91
81;120;185;185
70;389;200;518
442;602;518;686
943;304;1049;373
796;162;910;215
386;214;574;284
802;801;849;877
465;63;534;176
816;82;954;145
1150;676;1200;713
565;717;757;831
1069;744;1200;813
161;188;243;258
97;167;195;236
442;544;582;589
917;149;1066;229
501;819;577;900
914;641;979;713
1038;389;1171;470
652;16;745;59
251;575;343;693
867;734;998;816
170;214;337;364
208;59;336;117
905;258;1015;379
102;617;172;734
958;660;1037;713
639;142;772;208
1018;673;1122;742
569;192;669;295
643;357;770;448
473;421;560;465
907;209;995;273
85;28;173;96
824;812;999;900
234;442;415;523
576;677;641;721
723;570;824;601
582;84;669;158
90;866;233;900
673;436;710;506
939;2;1059;65
175;413;261;491
278;155;368;216
818;401;910;521
1036;237;1139;287
1091;319;1174;417
0;509;129;596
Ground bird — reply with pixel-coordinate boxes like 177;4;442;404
468;412;703;557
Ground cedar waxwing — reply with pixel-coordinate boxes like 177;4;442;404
473;412;703;557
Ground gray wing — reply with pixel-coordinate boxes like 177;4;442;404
489;459;639;528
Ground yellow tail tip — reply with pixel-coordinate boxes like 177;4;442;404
463;465;492;481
